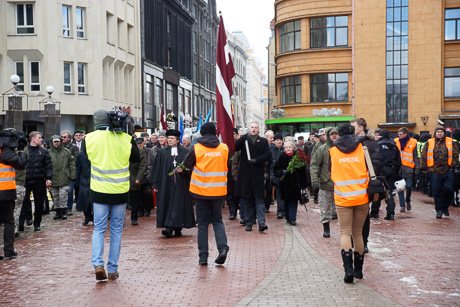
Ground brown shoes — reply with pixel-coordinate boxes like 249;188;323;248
108;271;119;280
95;265;107;280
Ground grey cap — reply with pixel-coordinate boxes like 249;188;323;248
159;130;167;137
94;109;110;129
318;128;326;136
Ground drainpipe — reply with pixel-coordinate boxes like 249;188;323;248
352;0;355;117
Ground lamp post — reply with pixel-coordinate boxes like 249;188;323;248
39;86;61;139
2;75;28;131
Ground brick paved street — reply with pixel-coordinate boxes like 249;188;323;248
0;191;459;306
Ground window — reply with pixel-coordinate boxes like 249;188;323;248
64;62;72;92
386;0;408;122
62;6;71;37
15;62;24;91
445;9;460;41
167;13;170;34
78;63;86;93
155;79;163;111
166;83;173;110
179;88;184;112
280;21;301;52
281;76;301;105
310;16;348;48
76;8;85;38
194;95;199;117
445;68;460;98
311;73;348;102
185;90;191;115
16;4;34;34
30;61;40;92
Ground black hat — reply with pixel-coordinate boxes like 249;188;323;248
379;129;390;138
166;129;181;137
233;128;238;134
200;122;216;136
298;136;304;140
274;133;283;141
135;137;144;143
338;123;355;136
74;129;83;135
452;128;460;141
140;132;149;138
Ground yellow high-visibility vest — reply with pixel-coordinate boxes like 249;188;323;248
85;130;132;194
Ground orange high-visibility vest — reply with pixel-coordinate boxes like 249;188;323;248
0;149;17;191
426;137;453;167
394;137;417;168
329;144;369;207
190;143;229;197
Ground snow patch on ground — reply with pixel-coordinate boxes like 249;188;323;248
400;276;448;296
400;276;418;287
448;293;460;297
380;261;402;270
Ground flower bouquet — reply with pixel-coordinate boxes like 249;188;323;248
280;150;309;181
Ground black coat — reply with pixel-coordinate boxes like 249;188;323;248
151;145;195;229
378;137;402;190
25;145;53;183
234;134;271;199
274;153;308;202
76;151;91;211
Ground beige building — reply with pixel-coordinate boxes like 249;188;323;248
271;0;460;135
0;0;141;135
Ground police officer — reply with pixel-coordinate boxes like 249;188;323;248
85;109;139;280
0;128;27;260
185;122;230;266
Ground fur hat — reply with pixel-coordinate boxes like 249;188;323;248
159;130;167;137
166;129;181;137
274;133;283;141
338;123;355;136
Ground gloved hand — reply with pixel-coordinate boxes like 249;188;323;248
248;159;256;165
311;181;319;190
282;169;288;175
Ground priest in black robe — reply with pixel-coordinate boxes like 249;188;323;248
151;129;196;238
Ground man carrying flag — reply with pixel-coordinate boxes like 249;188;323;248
215;13;236;154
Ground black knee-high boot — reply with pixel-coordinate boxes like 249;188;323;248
353;251;364;279
341;249;354;283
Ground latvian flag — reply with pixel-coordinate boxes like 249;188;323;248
216;14;236;154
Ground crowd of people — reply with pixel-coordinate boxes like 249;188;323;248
1;113;459;284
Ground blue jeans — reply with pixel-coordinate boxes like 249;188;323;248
241;198;266;226
195;199;228;262
67;180;75;211
397;177;413;207
91;202;126;273
431;170;454;211
284;200;298;222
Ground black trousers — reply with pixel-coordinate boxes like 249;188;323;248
0;200;16;256
130;190;141;220
362;213;370;247
140;184;154;214
20;182;46;227
264;179;273;210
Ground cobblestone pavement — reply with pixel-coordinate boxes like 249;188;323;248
0;191;459;306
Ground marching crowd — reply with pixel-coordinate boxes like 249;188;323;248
1;114;459;283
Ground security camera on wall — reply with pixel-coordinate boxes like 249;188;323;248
437;119;444;125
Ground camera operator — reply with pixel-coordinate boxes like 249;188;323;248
0;128;27;260
84;108;139;280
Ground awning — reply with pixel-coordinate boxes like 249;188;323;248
265;116;354;125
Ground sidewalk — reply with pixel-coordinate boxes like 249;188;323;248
0;191;458;306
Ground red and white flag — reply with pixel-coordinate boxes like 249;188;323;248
160;104;168;131
216;14;236;154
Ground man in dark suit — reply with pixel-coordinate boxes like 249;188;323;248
234;122;271;232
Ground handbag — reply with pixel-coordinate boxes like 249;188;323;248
300;189;309;205
363;146;388;202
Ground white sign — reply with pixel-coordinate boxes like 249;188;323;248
313;108;343;117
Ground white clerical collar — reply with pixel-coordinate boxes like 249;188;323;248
171;147;178;156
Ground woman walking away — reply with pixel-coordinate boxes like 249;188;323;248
329;124;377;283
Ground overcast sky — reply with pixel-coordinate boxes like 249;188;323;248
215;0;274;73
